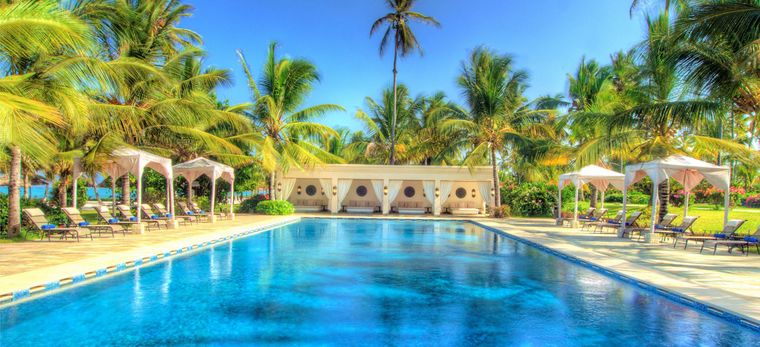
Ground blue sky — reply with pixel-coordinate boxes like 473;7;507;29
184;0;646;130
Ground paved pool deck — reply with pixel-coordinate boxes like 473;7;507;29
1;214;758;326
0;214;297;301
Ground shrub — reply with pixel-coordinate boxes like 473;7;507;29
49;179;87;207
255;200;295;215
604;191;650;205
744;194;760;208
492;205;511;218
238;194;269;213
502;182;557;217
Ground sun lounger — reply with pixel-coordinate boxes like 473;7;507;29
153;203;195;225
344;200;376;214
292;199;325;213
62;207;122;237
396;201;427;215
190;201;228;220
580;208;608;230
561;207;596;226
94;206;138;232
449;202;480;215
139;204;175;228
702;225;760;256
178;201;209;222
590;211;623;233
23;208;90;242
627;213;678;241
116;204;162;231
651;216;699;245
616;211;644;238
678;219;746;250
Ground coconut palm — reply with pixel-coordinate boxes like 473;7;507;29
370;0;440;165
236;43;345;198
0;0;93;236
408;92;468;165
445;47;556;208
354;84;423;164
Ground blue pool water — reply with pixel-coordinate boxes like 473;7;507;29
0;219;757;346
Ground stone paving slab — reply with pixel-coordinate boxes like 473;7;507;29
478;218;760;325
0;215;296;300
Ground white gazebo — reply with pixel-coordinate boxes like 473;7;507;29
84;148;177;231
173;157;235;222
620;155;731;242
557;165;625;227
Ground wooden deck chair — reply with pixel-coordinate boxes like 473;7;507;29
703;224;760;255
94;206;138;233
139;204;171;229
680;219;747;251
190;201;227;220
581;208;608;230
178;201;209;222
627;213;678;241
62;207;122;237
23;208;89;242
590;211;624;233
116;204;162;231
653;216;700;246
153;203;195;225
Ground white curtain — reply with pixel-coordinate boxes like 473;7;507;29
478;182;492;206
387;180;403;204
422;181;435;206
319;179;332;202
371;180;384;203
337;179;353;206
439;181;453;204
280;178;296;201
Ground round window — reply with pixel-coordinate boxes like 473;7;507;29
455;187;467;199
404;186;415;198
305;185;317;196
356;185;368;197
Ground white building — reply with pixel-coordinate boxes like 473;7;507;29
276;165;495;216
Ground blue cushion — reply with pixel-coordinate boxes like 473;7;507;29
164;213;172;218
129;216;137;222
41;224;56;230
608;220;619;224
589;217;598;221
714;233;726;239
108;218;119;224
744;237;759;243
199;210;205;214
187;211;194;215
671;227;684;233
150;215;159;220
78;222;89;227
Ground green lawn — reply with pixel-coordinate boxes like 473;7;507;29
563;202;760;235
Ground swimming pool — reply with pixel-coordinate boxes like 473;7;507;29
1;218;757;345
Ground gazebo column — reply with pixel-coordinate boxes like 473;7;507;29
572;184;580;228
111;177;117;215
618;185;628;238
645;182;658;243
136;167;145;234
556;183;562;225
166;176;178;229
433;179;441;216
382;178;390;215
72;158;81;209
210;177;217;223
600;190;605;209
723;186;730;228
229;179;235;220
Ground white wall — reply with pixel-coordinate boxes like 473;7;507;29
442;181;483;210
289;179;328;206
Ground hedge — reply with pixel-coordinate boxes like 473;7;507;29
255;200;295;215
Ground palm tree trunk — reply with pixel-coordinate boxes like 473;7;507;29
269;171;276;200
657;180;669;223
491;146;501;208
7;146;22;238
589;185;598;208
389;31;399;165
58;179;68;208
91;178;101;204
187;182;194;203
121;175;130;205
22;169;30;200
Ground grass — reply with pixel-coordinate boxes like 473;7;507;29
564;202;760;235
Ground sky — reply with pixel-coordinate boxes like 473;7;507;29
183;0;647;130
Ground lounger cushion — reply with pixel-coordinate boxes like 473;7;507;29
41;224;57;230
714;233;726;239
744;237;758;243
108;218;119;224
129;216;137;221
78;222;90;227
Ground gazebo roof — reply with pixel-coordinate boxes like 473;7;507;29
559;165;625;191
102;148;173;178
624;155;730;191
173;157;234;183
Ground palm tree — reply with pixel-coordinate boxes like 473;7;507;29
408;92;468;165
354;84;423;164
445;47;554;209
0;0;92;236
236;43;345;198
370;0;440;164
